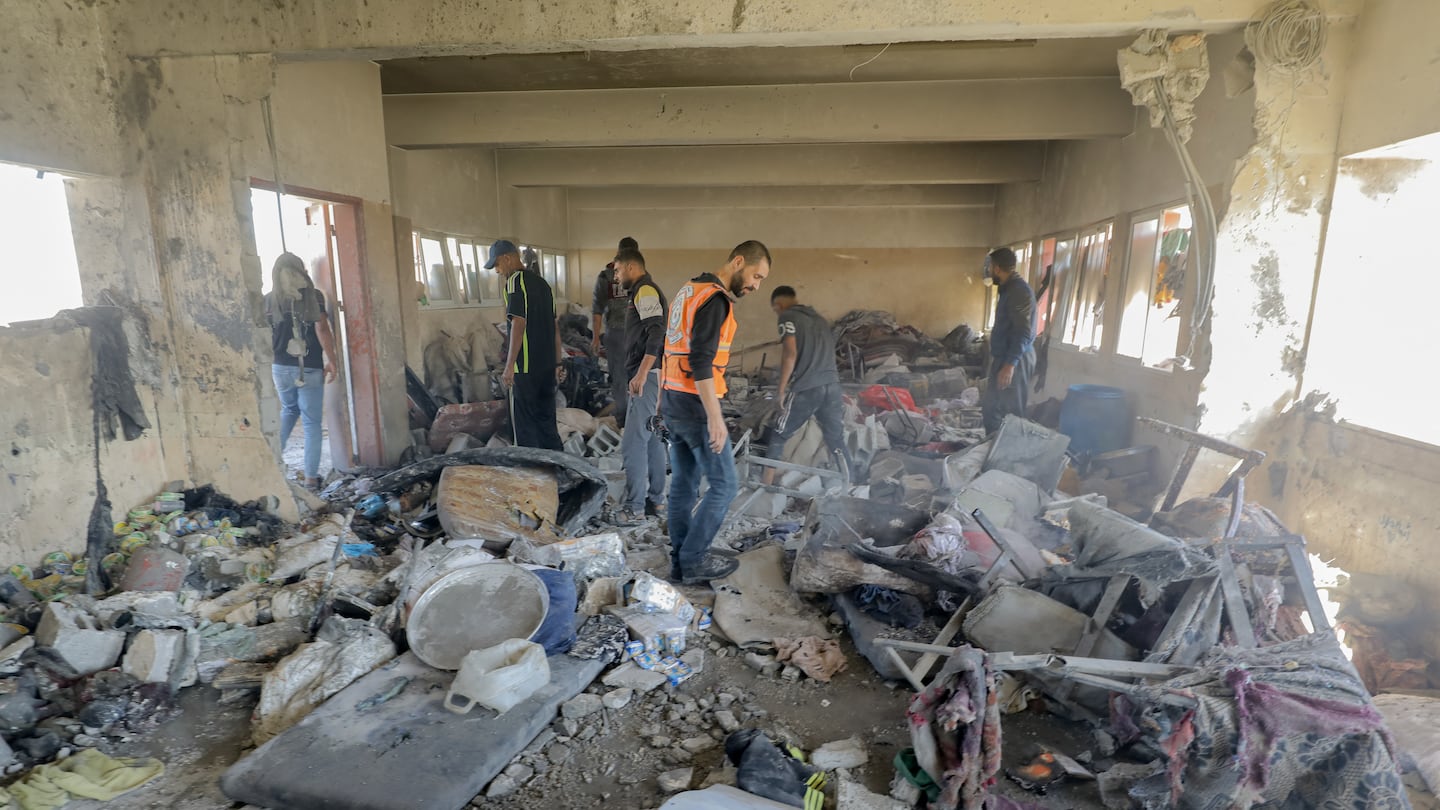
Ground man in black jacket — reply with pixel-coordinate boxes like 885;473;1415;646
981;247;1036;434
615;248;668;523
592;237;639;425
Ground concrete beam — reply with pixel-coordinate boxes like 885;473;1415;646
118;0;1362;59
384;78;1134;148
571;206;993;250
569;185;996;210
497;143;1044;187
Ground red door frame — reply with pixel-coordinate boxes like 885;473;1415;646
250;179;386;467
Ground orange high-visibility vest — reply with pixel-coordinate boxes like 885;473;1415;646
662;280;737;397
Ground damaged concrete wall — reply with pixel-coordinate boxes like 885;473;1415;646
241;60;414;465
993;32;1257;473
1337;0;1440;155
0;316;168;562
389;148;574;374
388;147;500;237
388;146;512;373
0;1;123;176
244;61;392;203
1257;0;1440;660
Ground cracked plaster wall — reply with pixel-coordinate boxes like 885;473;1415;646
1256;0;1440;660
993;32;1257;479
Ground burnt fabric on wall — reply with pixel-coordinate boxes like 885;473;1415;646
67;307;151;441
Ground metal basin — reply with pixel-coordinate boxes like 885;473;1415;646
406;562;549;670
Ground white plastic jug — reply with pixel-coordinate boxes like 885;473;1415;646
443;639;550;716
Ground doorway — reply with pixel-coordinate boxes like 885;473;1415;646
250;182;386;478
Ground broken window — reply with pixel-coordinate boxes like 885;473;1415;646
412;230;503;307
1061;222;1114;353
0;163;83;325
1305;132;1440;446
1033;234;1080;342
1116;205;1192;367
524;246;568;303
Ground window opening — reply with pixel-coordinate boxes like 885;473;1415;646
1117;205;1192;366
1305;131;1440;446
0;163;83;325
1063;223;1114;352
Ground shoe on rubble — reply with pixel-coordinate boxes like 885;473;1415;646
680;555;740;585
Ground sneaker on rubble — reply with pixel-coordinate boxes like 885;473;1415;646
680;555;740;585
613;508;644;527
644;499;663;518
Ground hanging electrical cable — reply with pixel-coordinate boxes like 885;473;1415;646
1151;76;1218;369
260;95;288;253
1246;0;1326;74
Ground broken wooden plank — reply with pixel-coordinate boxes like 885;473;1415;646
971;507;1037;581
884;645;926;692
873;644;1194;680
1283;537;1332;633
1213;544;1258;648
910;598;971;686
1159;443;1201;513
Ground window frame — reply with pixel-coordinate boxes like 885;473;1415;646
412;228;505;309
1058;220;1115;353
1114;202;1194;368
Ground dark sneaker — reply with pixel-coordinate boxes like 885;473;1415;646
645;499;664;518
680;555;740;585
613;508;644;527
668;564;683;583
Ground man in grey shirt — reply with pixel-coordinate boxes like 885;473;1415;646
592;237;638;426
763;286;853;484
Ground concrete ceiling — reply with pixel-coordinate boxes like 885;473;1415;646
378;36;1139;205
379;38;1131;93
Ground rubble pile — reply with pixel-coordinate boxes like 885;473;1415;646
4;305;1434;810
776;414;1422;809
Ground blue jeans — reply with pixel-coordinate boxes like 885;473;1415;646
272;364;325;479
666;417;738;573
622;372;667;512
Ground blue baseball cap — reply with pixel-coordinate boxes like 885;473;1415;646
484;239;518;269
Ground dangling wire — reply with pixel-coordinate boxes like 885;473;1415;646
260;95;288;253
1153;78;1218;369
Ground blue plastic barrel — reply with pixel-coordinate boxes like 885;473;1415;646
1059;385;1130;457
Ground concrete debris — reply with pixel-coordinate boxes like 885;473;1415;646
602;688;633;710
121;628;198;690
837;778;908;809
658;767;694;793
810;737;869;770
36;603;125;677
561;693;604;719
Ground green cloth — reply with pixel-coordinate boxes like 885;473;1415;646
0;749;164;810
894;748;941;802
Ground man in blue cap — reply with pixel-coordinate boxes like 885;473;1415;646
488;239;564;450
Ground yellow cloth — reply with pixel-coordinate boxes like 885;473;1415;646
0;749;164;810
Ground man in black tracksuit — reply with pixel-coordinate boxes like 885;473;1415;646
490;238;564;450
981;246;1036;434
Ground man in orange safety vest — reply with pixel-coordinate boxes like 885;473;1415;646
658;240;772;584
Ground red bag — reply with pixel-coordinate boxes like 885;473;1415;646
859;385;917;412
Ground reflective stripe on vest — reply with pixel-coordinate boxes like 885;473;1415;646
662;281;737;398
